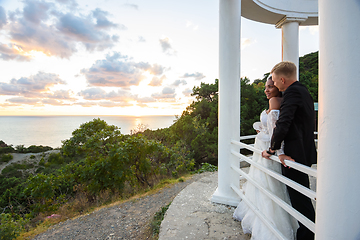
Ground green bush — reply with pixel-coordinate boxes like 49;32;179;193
196;163;218;173
14;145;52;154
0;141;15;154
24;163;35;170
0;153;13;163
39;157;45;166
35;167;45;173
26;145;52;153
1;164;23;178
47;153;64;165
0;213;28;240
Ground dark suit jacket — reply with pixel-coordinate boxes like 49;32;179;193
270;81;317;166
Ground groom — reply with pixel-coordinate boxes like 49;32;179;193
262;61;317;240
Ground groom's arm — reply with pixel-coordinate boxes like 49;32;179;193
270;86;302;150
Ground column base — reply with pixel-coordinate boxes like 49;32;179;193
211;188;240;207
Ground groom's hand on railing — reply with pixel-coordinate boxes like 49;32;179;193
278;154;295;168
262;150;295;168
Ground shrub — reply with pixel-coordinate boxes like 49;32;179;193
26;145;52;153
0;141;15;154
0;153;13;163
39;157;45;166
15;145;26;153
1;164;23;178
47;153;64;165
0;213;28;240
196;162;218;173
35;167;45;173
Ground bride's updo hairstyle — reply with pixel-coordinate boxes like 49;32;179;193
267;75;282;97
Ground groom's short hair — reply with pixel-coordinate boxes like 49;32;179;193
271;61;297;79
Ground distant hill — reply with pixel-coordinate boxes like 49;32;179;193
299;51;318;102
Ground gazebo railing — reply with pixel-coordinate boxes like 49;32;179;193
229;135;317;239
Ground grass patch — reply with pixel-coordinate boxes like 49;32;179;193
151;202;171;237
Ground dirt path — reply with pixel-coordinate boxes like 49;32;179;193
32;173;208;240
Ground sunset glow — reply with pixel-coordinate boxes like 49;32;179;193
0;0;319;116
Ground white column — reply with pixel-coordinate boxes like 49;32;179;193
317;1;360;239
211;0;241;206
276;16;306;79
282;22;299;76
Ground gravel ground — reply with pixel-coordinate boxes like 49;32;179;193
32;173;207;240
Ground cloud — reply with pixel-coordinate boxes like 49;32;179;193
74;99;133;108
78;87;158;107
182;88;193;96
4;0;121;59
149;75;166;86
0;72;76;106
23;0;53;24
151;87;176;99
98;101;133;108
132;62;165;75
6;97;41;104
55;0;78;8
180;72;205;80
79;87;137;101
78;87;133;101
0;6;7;29
74;101;97;107
46;89;74;100
137;96;155;103
9;18;78;58
172;79;187;86
78;87;107;100
0;72;66;98
123;3;138;10
81;52;167;87
56;12;119;51
41;99;68;105
92;8;121;29
159;37;177;56
0;43;32;61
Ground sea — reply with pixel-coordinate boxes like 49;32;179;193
0;115;177;148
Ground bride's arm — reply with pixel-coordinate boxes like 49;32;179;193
267;110;285;156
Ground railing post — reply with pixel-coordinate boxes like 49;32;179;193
211;0;241;206
317;1;360;239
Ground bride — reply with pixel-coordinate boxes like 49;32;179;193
233;75;298;240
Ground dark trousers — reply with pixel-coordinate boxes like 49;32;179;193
282;166;315;240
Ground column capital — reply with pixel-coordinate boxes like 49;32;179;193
275;15;308;28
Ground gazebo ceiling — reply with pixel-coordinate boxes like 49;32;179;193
241;0;318;26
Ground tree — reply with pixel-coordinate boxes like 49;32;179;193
299;51;318;102
61;118;123;159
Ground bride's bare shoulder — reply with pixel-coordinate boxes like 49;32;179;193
269;97;282;111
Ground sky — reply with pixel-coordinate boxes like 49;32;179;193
0;0;319;116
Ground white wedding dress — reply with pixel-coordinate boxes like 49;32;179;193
233;110;299;240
